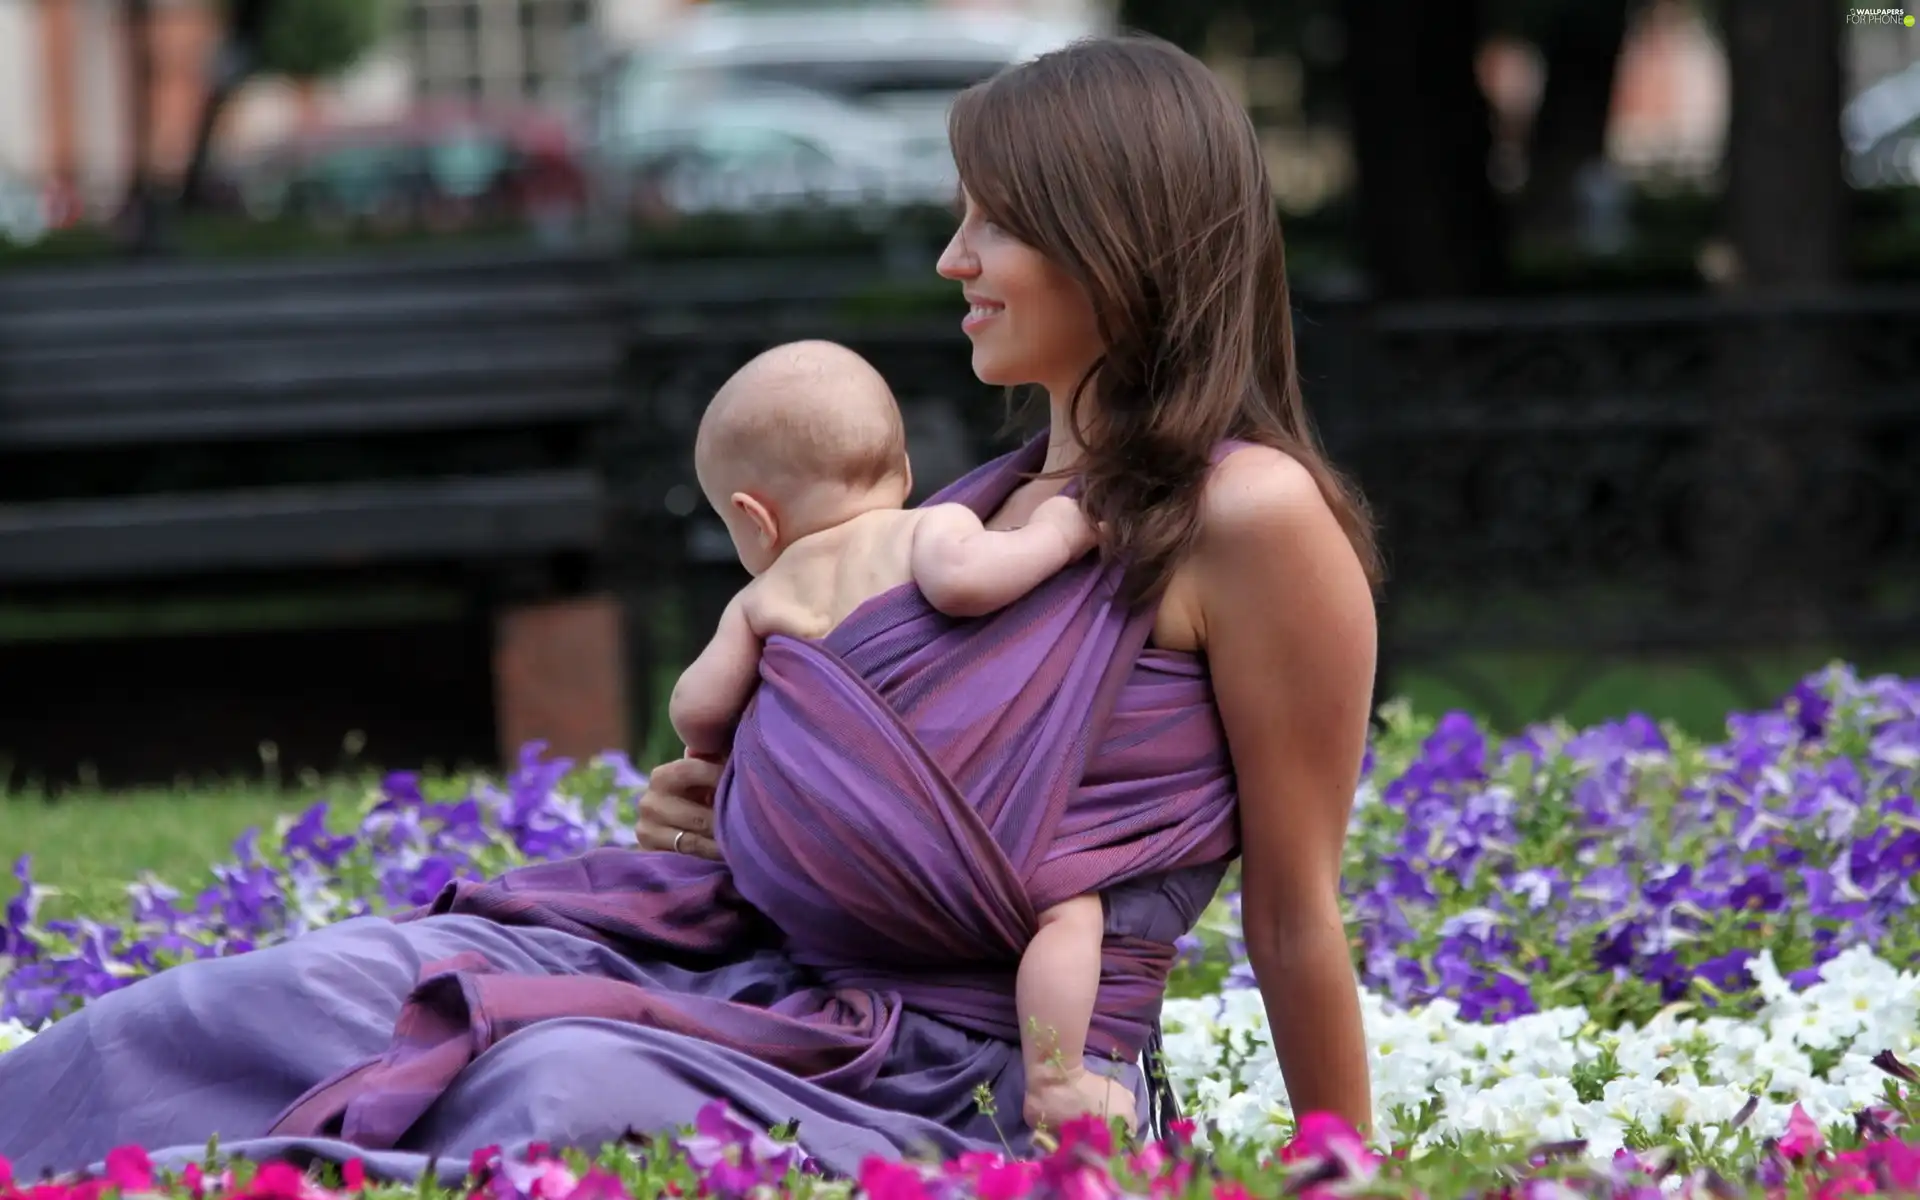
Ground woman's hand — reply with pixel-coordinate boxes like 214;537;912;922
636;755;725;861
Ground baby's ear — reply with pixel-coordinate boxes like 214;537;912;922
731;491;779;547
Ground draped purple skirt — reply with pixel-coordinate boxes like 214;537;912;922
0;911;1119;1181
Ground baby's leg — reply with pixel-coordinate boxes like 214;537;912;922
1018;895;1104;1074
1017;895;1135;1135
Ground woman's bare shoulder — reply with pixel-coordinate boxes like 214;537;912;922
1199;443;1327;534
1186;444;1372;651
1154;444;1353;652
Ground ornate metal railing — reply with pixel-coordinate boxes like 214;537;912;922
1323;289;1920;719
608;278;1920;730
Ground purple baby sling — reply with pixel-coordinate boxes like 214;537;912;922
0;435;1239;1176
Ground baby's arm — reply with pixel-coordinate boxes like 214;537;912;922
667;593;763;758
1017;895;1138;1136
911;495;1097;619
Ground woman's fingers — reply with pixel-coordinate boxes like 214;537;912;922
636;756;726;859
642;787;715;839
673;831;724;861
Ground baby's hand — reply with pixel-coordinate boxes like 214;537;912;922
1029;495;1098;560
1023;1063;1139;1138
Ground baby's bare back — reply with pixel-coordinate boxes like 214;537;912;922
740;509;926;641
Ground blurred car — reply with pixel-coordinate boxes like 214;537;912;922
0;173;57;246
1845;60;1920;188
230;104;589;235
596;3;1104;218
608;79;953;218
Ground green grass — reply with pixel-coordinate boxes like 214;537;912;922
0;781;323;919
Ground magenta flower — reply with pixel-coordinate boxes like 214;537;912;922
1050;1114;1115;1160
496;1157;579;1200
945;1153;1038;1200
1045;1163;1119;1200
675;1101;810;1197
470;1145;506;1182
1280;1112;1381;1182
179;1161;235;1199
238;1161;324;1200
563;1169;632;1200
1777;1104;1826;1163
102;1147;153;1194
857;1158;940;1200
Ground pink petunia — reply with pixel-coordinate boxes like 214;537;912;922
103;1147;154;1194
1052;1115;1115;1160
241;1161;315;1200
1051;1164;1117;1200
1281;1111;1381;1181
856;1159;932;1200
1778;1104;1827;1163
970;1158;1039;1200
562;1169;630;1200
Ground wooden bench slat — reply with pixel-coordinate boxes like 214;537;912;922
0;384;619;447
6;338;619;405
0;291;621;343
0;471;602;582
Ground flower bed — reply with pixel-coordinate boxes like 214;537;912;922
3;664;1918;1195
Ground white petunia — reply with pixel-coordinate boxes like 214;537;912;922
0;1018;39;1053
1163;947;1920;1164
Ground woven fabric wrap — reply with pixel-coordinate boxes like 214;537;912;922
266;435;1242;1149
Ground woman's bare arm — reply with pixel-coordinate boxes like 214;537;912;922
1193;446;1376;1133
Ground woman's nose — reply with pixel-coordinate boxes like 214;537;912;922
936;232;976;280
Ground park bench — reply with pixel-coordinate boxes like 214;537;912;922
0;247;631;781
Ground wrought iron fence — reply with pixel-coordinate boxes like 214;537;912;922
607;274;1920;730
1315;288;1920;719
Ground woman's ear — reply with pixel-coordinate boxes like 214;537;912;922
730;492;779;550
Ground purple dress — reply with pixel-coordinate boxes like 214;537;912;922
0;436;1240;1181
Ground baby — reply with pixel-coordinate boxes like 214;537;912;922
668;340;1138;1137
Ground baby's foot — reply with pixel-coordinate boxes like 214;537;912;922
1023;1065;1138;1137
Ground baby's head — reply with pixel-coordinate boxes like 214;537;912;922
695;340;912;576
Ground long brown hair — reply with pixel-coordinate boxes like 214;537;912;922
947;34;1380;605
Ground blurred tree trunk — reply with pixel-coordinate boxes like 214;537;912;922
1693;0;1850;639
1723;0;1844;286
1344;0;1508;298
116;0;161;253
179;0;274;211
179;0;385;211
1518;0;1634;243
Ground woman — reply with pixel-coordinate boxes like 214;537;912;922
647;33;1379;1132
0;34;1375;1177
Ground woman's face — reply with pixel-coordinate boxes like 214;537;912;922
936;191;1104;397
